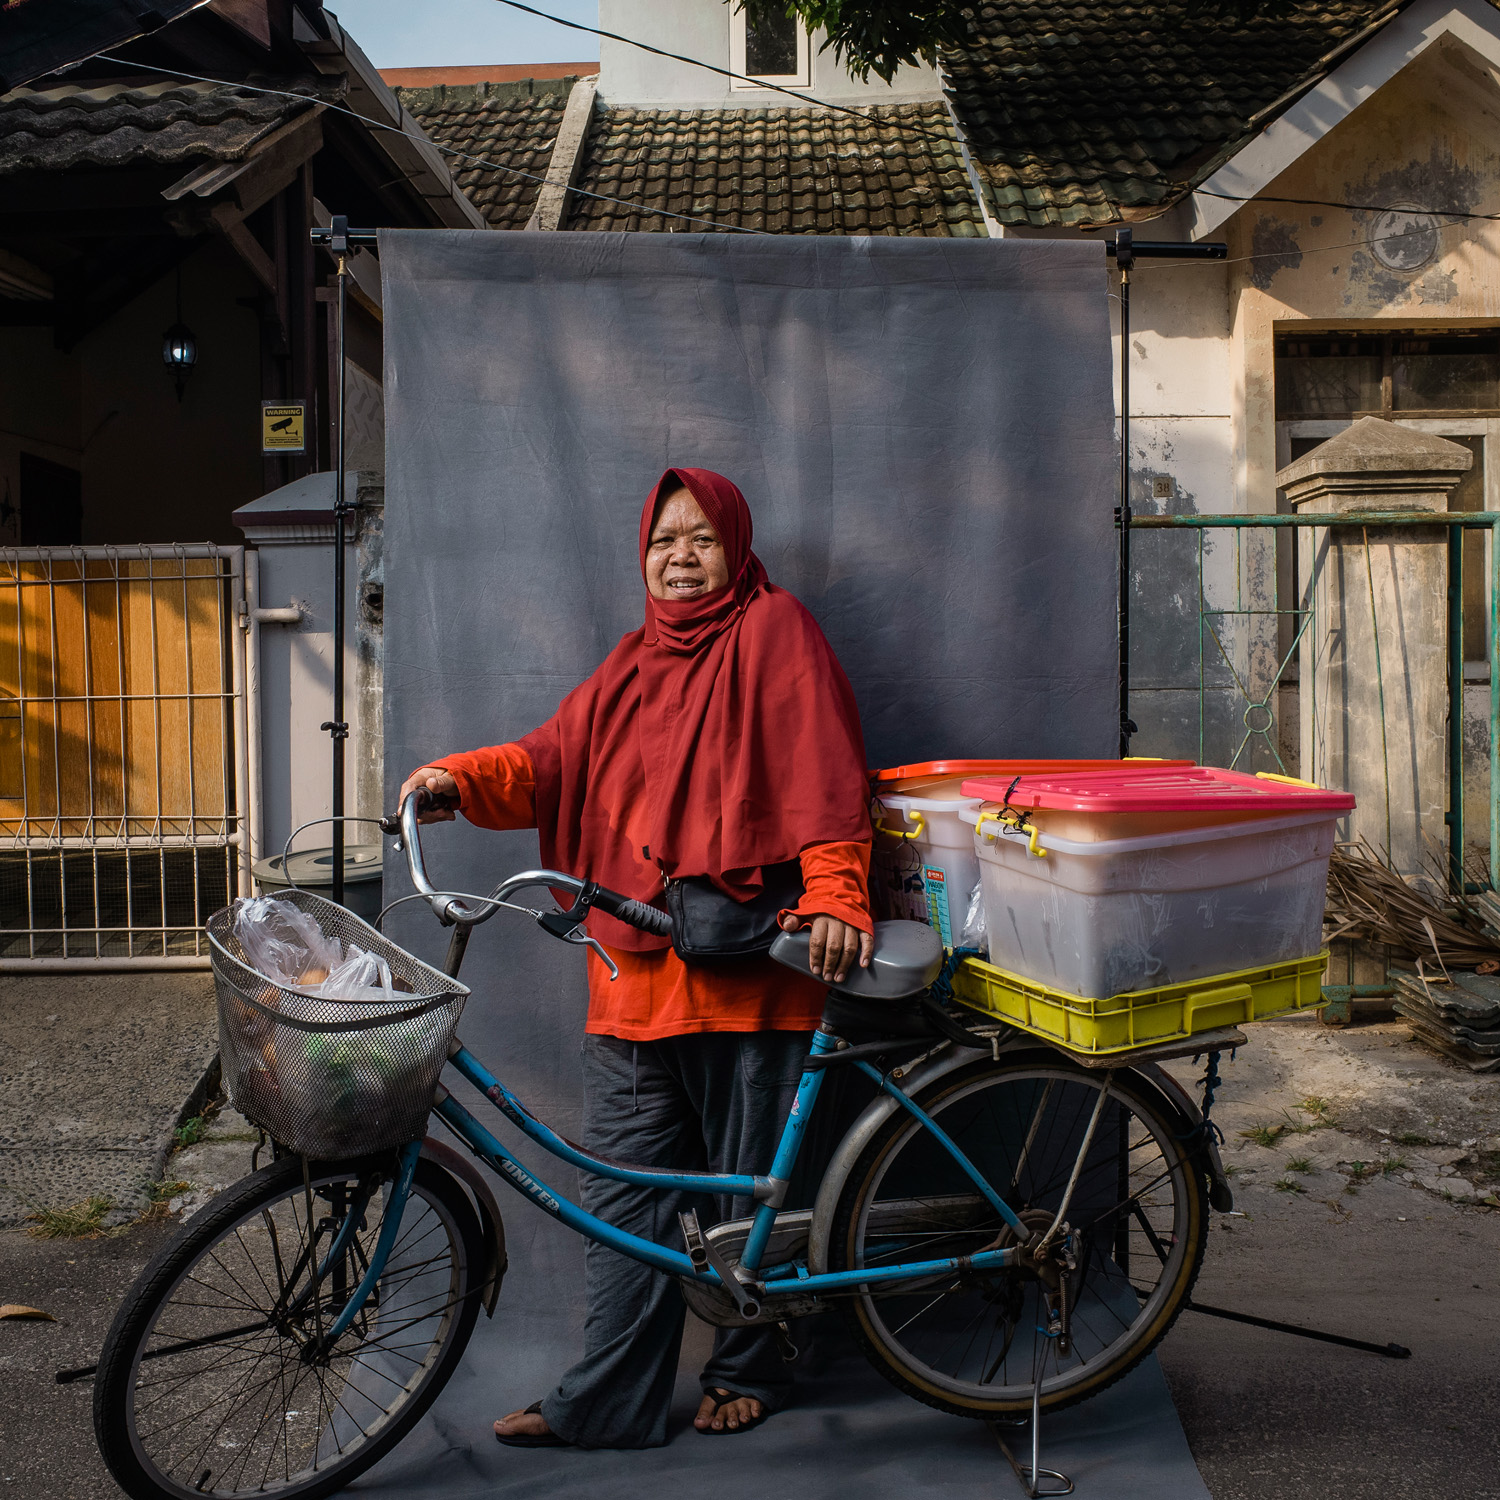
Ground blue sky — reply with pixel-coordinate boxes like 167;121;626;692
330;0;601;68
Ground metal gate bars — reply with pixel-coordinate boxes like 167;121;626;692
0;545;250;967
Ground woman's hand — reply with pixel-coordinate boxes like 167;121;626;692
778;912;874;984
397;766;460;823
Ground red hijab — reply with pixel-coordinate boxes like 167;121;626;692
519;467;870;951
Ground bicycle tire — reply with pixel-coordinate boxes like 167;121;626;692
94;1154;484;1500
829;1051;1208;1418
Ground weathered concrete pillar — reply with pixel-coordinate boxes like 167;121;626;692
1276;417;1470;883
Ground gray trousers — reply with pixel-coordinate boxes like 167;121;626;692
540;1029;812;1449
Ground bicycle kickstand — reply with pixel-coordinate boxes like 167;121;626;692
989;1340;1073;1499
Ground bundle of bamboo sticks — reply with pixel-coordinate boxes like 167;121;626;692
1324;841;1500;971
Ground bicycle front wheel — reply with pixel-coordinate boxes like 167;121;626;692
94;1154;484;1500
829;1052;1208;1417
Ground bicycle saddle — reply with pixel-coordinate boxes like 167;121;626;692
769;919;944;1000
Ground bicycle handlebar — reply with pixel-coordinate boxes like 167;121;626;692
584;883;674;938
384;789;673;940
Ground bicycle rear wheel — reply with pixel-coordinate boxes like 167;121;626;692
94;1155;484;1500
829;1052;1208;1417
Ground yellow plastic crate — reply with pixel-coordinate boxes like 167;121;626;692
950;950;1331;1056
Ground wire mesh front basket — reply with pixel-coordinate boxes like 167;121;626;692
207;890;469;1159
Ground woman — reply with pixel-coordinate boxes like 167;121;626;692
399;467;873;1448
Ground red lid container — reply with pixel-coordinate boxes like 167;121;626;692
961;766;1355;813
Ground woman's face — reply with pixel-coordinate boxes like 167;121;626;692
645;486;730;601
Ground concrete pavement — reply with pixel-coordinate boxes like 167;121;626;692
1159;1014;1500;1497
0;972;219;1229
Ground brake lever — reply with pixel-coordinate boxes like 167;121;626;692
563;927;619;980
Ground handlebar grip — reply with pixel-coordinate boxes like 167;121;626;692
382;786;458;835
587;885;673;937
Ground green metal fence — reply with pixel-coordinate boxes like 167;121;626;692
1127;509;1500;894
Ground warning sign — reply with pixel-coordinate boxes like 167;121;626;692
261;402;306;453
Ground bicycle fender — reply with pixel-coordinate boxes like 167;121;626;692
421;1138;507;1316
805;1041;1233;1275
807;1039;976;1276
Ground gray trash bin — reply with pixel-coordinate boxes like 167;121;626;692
252;845;384;926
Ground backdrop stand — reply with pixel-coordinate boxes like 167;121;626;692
310;217;378;907
1104;233;1226;756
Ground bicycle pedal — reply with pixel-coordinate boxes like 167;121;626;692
772;1320;798;1363
679;1209;761;1320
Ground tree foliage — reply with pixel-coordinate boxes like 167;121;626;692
739;1;1308;84
738;1;970;83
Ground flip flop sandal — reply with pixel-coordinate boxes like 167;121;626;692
699;1388;769;1436
494;1400;570;1448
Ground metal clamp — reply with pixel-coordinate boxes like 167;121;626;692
974;809;1047;859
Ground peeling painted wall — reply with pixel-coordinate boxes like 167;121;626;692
1120;36;1500;831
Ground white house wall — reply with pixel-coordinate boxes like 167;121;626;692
1107;242;1251;764
597;0;938;107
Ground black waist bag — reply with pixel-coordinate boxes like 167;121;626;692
662;860;805;962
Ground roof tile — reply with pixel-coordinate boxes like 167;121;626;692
396;78;575;231
942;0;1394;227
0;78;322;175
566;101;986;236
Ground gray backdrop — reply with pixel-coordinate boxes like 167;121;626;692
372;229;1205;1496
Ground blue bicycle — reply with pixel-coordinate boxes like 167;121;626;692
90;790;1223;1500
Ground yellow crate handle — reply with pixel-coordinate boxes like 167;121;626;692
873;810;926;842
974;809;1047;858
1255;771;1322;790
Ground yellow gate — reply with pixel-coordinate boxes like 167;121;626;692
0;546;249;965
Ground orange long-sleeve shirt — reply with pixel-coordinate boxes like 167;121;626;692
428;743;872;1040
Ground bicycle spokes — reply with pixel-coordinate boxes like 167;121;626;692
834;1061;1206;1414
107;1162;478;1498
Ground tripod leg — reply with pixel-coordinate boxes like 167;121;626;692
1185;1300;1411;1358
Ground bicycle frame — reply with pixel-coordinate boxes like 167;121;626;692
319;1029;1030;1345
312;804;1040;1348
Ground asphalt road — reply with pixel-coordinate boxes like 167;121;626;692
0;1216;177;1500
4;1014;1497;1499
1159;1174;1500;1499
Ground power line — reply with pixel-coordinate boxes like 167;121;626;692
89;53;774;235
87;34;1500;252
483;0;1488;232
1130;207;1476;276
1195;188;1500;223
481;0;964;149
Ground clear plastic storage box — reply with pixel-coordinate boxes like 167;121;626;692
958;768;1354;999
869;758;1189;946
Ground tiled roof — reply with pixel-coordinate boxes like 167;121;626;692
0;78;323;175
942;1;1398;227
566;100;985;235
396;78;577;231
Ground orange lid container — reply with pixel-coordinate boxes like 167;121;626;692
870;757;1191;795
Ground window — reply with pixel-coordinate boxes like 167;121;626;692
1275;334;1496;668
730;5;811;88
1274;330;1500;418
